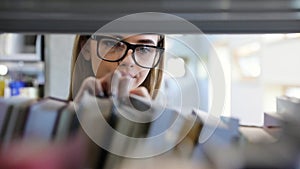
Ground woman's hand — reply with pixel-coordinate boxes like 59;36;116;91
129;87;151;100
74;71;151;103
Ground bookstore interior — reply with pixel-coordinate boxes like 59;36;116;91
1;2;300;169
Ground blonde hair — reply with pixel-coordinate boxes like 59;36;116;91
68;34;165;100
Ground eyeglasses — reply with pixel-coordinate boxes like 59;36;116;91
91;35;164;69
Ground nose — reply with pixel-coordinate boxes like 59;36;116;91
119;49;135;68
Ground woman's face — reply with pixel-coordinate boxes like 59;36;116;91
89;34;159;89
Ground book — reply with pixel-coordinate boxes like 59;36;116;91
0;99;12;140
75;91;115;169
22;97;68;141
1;97;35;147
0;97;34;142
54;102;78;142
264;112;283;127
192;109;240;146
174;111;203;157
277;96;300;116
102;99;154;169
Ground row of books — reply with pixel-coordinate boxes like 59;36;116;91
0;96;85;169
0;93;242;169
0;96;78;146
207;96;300;169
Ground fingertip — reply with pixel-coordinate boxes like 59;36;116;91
95;79;104;97
114;69;121;77
130;87;151;100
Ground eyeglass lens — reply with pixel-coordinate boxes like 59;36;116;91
97;37;161;68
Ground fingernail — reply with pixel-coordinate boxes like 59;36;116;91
97;91;105;98
111;71;121;96
114;70;121;78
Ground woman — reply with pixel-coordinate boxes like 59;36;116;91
68;33;165;101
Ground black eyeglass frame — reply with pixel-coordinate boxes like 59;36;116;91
90;35;164;69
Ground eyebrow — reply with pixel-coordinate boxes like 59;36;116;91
112;35;123;39
109;35;156;45
136;39;156;45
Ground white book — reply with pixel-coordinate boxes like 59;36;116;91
264;112;283;127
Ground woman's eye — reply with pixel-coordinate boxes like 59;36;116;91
137;47;151;54
103;40;117;47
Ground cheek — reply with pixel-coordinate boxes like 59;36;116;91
92;59;118;78
90;43;118;78
91;56;100;76
90;43;100;76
